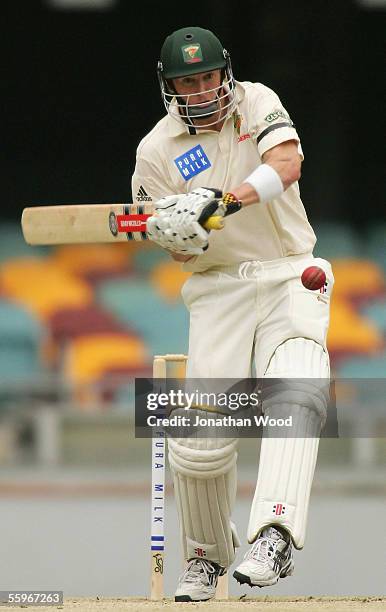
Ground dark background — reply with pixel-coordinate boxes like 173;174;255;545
2;0;385;225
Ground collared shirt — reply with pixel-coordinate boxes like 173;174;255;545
131;81;316;272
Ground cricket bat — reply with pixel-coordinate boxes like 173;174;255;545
21;201;231;246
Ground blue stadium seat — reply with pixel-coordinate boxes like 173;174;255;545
0;222;49;262
336;354;386;378
365;224;386;272
96;279;189;355
361;300;386;333
313;223;362;259
0;299;44;381
132;246;170;277
114;381;136;412
335;354;386;406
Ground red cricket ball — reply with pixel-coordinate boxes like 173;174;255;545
301;266;327;291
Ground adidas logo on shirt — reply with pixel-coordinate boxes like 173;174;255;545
136;185;152;202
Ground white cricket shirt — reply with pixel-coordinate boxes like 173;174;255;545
131;81;316;272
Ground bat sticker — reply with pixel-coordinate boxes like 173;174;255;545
109;211;118;236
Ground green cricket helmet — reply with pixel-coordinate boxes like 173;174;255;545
157;27;236;128
160;26;226;78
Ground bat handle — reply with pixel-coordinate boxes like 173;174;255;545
203;215;225;231
198;197;242;232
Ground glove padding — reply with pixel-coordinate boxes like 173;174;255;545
146;194;184;251
166;187;221;254
147;188;221;255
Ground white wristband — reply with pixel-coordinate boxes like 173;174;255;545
245;163;284;203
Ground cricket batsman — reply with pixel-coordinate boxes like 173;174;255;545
132;26;333;601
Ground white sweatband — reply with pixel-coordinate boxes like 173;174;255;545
245;163;284;203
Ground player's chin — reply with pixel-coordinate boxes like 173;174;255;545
192;115;216;124
190;109;222;126
188;100;218;115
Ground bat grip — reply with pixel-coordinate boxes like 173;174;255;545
198;197;242;232
203;215;225;231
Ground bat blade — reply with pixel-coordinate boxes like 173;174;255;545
21;203;154;245
21;202;227;246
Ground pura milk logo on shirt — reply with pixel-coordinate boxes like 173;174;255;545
174;145;211;181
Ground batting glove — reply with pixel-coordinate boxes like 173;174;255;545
146;194;184;250
164;187;222;254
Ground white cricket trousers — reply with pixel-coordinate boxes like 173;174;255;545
170;253;333;562
181;253;333;378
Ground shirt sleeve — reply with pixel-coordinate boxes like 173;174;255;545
131;154;177;204
249;85;303;159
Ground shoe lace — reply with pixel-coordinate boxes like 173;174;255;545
179;558;218;586
246;535;280;564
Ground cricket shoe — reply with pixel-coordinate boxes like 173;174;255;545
175;557;225;602
233;526;294;587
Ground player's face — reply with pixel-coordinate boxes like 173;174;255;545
172;70;222;104
171;69;224;128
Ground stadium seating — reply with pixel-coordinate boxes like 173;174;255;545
131;243;170;276
96;278;189;355
0;258;93;318
63;333;148;382
328;297;383;357
313;223;363;259
331;259;385;301
63;332;148;404
337;354;386;378
366;223;386;272
151;260;190;302
45;305;131;368
52;243;132;284
0;299;43;381
0;221;385;409
361;299;386;333
0;223;49;262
